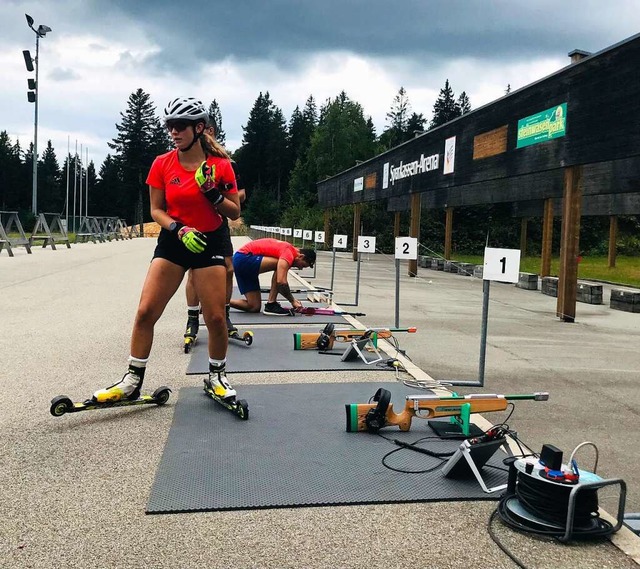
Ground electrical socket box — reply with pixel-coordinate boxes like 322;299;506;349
540;444;563;471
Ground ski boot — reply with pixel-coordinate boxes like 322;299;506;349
50;369;171;417
203;365;248;420
184;311;200;354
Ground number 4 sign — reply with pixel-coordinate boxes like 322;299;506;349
483;247;521;283
395;237;417;259
333;234;348;249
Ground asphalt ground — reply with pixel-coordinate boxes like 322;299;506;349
1;236;639;569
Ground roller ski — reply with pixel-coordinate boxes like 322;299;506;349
50;369;171;417
203;365;248;420
228;328;253;346
184;311;200;354
227;307;253;346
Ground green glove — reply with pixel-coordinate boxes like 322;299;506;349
177;226;207;253
195;161;224;205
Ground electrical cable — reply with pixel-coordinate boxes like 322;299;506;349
488;508;531;569
376;433;452;474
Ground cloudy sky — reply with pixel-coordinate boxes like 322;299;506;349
1;0;637;170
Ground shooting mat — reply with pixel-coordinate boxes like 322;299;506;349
186;327;387;374
146;382;507;514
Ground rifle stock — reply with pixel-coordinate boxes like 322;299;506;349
345;392;549;432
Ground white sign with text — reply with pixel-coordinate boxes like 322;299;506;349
483;247;521;283
333;234;348;249
357;236;376;253
395;237;418;259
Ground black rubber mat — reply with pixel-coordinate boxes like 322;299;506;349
146;382;507;514
229;304;348;325
186;327;387;374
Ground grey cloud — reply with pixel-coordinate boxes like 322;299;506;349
104;0;637;74
48;67;81;81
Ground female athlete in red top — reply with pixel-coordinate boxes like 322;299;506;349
91;97;241;404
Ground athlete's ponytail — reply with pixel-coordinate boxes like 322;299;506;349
201;130;230;159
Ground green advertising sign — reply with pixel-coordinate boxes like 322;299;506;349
516;103;567;148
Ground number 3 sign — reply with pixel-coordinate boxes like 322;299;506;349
357;236;376;253
483;247;521;283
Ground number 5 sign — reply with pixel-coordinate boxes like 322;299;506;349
395;237;417;259
483;247;521;283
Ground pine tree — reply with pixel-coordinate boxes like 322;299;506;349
38;140;62;213
207;100;226;144
457;91;471;115
0;132;24;211
94;154;122;218
430;79;461;128
380;87;411;149
285;91;377;221
108;88;161;228
406;113;427;138
236;92;290;223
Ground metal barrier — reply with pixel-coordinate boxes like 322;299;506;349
29;213;71;250
0;211;32;256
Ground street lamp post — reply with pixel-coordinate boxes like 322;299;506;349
24;14;52;215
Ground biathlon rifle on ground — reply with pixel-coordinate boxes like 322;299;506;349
345;389;549;434
293;325;416;350
296;306;366;317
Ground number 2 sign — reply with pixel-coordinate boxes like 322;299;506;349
483;247;521;283
395;237;417;260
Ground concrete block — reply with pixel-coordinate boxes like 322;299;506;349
457;263;475;276
576;282;603;305
444;260;459;273
418;255;429;268
473;265;484;279
610;288;640;313
517;272;539;291
431;258;445;271
541;276;558;297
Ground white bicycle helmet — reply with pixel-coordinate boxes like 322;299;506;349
163;97;208;123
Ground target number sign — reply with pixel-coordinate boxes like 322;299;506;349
483;247;521;283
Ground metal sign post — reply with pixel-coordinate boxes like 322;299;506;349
330;234;348;292
451;247;521;387
336;235;374;307
394;237;417;328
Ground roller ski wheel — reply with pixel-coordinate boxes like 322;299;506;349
49;386;172;417
229;330;253;346
203;382;249;420
184;335;196;354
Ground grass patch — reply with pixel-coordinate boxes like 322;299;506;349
450;255;640;288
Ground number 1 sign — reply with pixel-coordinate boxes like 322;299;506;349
483;247;521;283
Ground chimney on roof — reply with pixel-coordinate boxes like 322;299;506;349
568;49;592;63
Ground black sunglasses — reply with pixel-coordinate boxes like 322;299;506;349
166;119;194;132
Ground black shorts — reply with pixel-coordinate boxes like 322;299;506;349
153;226;230;269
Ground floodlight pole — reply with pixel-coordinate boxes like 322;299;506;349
25;15;51;215
31;31;40;214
